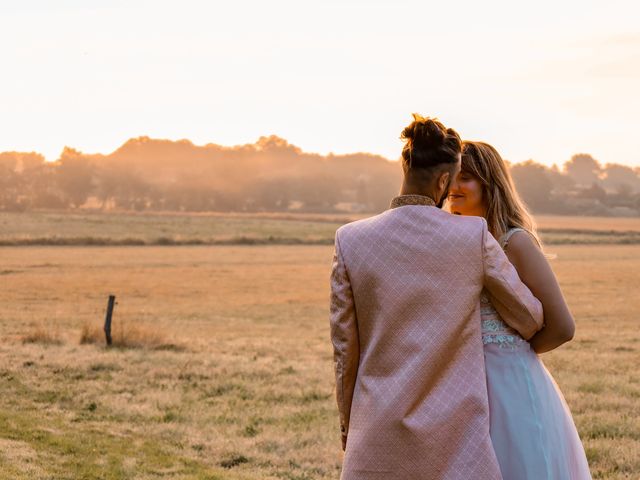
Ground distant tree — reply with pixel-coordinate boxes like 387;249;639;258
295;174;341;211
564;154;602;187
546;164;575;193
601;163;640;193
615;183;633;198
0;152;19;171
355;177;370;207
210;190;243;212
252;178;292;211
580;182;607;203
510;160;553;212
94;163;122;209
111;173;152;211
603;182;636;209
367;175;401;212
17;152;46;172
6;135;639;217
0;152;57;210
22;156;68;209
0;154;20;210
255;135;302;158
56;148;95;208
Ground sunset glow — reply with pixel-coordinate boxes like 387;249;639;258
1;0;639;166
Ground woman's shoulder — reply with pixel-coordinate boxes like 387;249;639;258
499;227;529;250
501;228;544;267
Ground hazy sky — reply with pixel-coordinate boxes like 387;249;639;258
1;0;639;166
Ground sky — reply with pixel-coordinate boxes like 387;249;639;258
1;0;639;167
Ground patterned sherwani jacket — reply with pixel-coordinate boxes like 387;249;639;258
330;195;544;480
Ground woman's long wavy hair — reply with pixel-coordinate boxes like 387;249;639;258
460;141;541;246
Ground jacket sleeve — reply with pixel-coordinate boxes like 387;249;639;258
481;220;544;340
329;232;360;450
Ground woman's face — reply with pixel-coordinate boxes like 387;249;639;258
448;170;486;217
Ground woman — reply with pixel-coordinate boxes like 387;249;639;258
447;141;592;479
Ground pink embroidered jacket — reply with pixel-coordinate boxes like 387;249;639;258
330;199;543;480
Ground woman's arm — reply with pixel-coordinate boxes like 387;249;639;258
505;232;575;354
482;223;543;340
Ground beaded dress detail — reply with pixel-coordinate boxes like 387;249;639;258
480;228;528;349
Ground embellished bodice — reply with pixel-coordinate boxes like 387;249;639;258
481;291;528;348
481;227;530;349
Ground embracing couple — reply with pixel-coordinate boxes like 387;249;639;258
329;114;591;479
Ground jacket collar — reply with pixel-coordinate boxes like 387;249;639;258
389;194;436;209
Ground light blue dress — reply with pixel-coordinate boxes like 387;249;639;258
482;228;592;480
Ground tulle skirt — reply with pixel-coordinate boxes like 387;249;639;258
484;341;592;480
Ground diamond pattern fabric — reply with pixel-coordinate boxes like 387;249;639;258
330;200;543;479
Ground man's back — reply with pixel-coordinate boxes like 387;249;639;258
332;204;501;479
330;114;543;479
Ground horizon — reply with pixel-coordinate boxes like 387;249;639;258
1;1;639;167
3;133;635;171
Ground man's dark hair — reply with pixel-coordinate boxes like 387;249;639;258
400;114;462;172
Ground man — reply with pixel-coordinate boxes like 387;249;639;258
329;115;543;479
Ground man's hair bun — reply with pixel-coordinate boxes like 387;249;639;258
400;113;461;170
401;114;446;150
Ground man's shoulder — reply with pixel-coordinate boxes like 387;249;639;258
399;206;488;234
336;210;393;240
439;213;489;250
442;211;488;232
337;209;488;239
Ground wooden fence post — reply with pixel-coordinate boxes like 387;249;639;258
104;295;116;346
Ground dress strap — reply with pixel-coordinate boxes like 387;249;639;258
499;227;527;250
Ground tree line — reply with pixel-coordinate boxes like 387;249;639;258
1;136;640;216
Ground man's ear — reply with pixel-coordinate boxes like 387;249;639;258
439;171;451;191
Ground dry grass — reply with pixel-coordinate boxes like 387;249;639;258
2;211;640;247
0;438;43;478
0;244;638;479
21;323;63;346
0;211;346;246
535;214;640;231
79;321;182;350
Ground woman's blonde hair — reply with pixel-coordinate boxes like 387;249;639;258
460;141;541;246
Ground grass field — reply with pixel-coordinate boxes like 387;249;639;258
0;211;344;246
2;211;640;245
1;212;639;479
